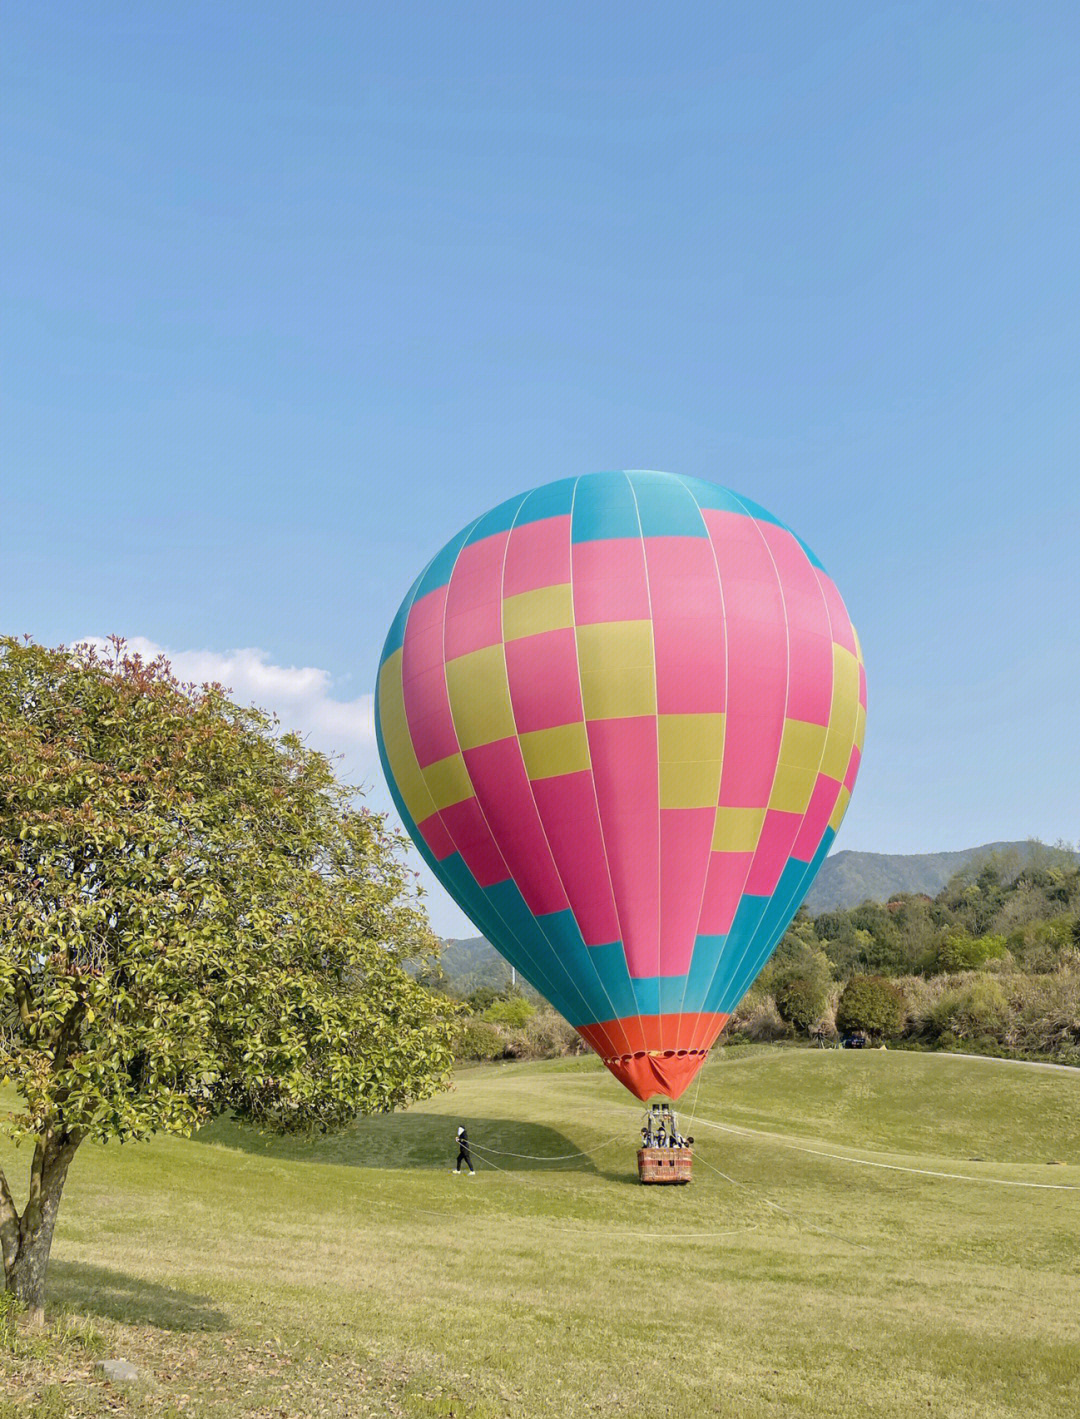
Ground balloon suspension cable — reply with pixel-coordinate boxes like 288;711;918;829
467;1130;627;1163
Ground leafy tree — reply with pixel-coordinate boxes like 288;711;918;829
922;931;1008;975
0;637;457;1323
465;985;500;1015
455;1020;505;1061
930;977;1010;1044
835;975;906;1039
813;910;846;942
774;976;829;1034
482;995;535;1028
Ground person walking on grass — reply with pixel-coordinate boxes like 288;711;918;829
452;1124;475;1176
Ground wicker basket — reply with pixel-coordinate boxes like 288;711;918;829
637;1147;693;1185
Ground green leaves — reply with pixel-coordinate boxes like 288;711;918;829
0;636;456;1151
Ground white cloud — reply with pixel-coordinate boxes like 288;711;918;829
75;636;376;774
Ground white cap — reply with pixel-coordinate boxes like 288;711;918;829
457;1126;465;1136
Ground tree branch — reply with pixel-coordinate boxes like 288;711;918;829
50;996;87;1077
13;975;35;1033
0;1165;21;1277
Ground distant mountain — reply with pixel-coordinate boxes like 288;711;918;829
439;936;515;993
437;842;1073;994
803;840;1067;912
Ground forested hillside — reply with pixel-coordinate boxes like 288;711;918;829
436;840;1080;1065
441;840;1075;985
740;840;1080;1062
803;840;1072;910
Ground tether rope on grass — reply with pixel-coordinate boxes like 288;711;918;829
585;1095;1080;1193
466;1130;626;1162
443;1147;765;1241
687;1114;1080;1191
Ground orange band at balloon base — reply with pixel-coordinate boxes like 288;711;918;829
577;1013;730;1100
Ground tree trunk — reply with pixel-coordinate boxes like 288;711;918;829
1;1132;81;1328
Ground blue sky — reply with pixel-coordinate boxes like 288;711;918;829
3;3;1077;936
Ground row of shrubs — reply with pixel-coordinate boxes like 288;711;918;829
731;964;1080;1063
449;851;1079;1065
453;969;1080;1066
456;1008;589;1062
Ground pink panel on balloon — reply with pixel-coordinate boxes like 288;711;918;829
760;525;828;633
437;796;509;888
859;661;867;709
503;515;572;597
401;669;458;769
844;744;862;793
786;630;834;727
416;809;457;861
643;536;726;715
745;809;802;896
586;717;659;978
571;539;650;624
792;774;841;862
401;586;459;768
815;571;857;655
443;531;508;661
705;510;787;807
504;627;583;733
659;807;715;975
530;770;621;947
698;851;755;936
761;524;833;726
402;583;447;669
715;654;787;802
463;738;569;917
701;508;774;584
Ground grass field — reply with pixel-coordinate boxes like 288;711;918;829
3;1047;1079;1418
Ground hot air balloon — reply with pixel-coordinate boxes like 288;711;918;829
376;472;865;1103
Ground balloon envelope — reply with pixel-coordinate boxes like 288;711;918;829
376;472;865;1100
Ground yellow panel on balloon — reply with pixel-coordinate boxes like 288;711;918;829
502;583;574;642
768;761;818;815
422;751;474;811
829;784;852;832
820;645;859;780
660;759;723;810
518;721;590;780
576;620;656;720
657;714;724;809
658;713;725;763
376;651;438;825
712;806;765;853
777;717;828;769
445;644;516;750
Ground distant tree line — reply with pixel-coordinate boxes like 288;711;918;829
431;841;1080;1066
733;841;1080;1061
413;958;587;1064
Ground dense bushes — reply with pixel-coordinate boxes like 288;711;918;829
836;975;906;1038
774;975;829;1033
921;931;1008;974
444;844;1080;1065
482;995;536;1027
454;1008;587;1063
729;988;791;1041
928;976;1010;1042
902;967;1080;1062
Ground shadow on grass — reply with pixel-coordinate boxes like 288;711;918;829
50;1261;230;1331
192;1112;618;1175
